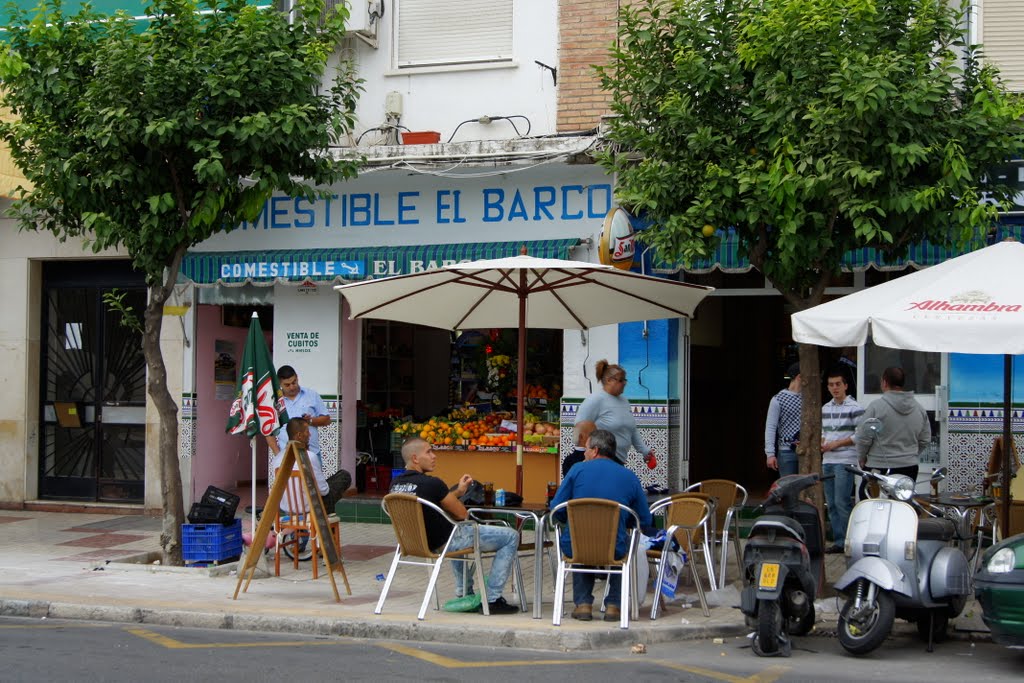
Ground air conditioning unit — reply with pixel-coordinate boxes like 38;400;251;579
277;0;375;36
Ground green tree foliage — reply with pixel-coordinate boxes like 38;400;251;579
598;0;1024;474
0;0;362;562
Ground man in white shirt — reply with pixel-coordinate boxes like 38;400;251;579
821;369;863;553
266;365;351;503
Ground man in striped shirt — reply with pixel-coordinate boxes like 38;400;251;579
821;369;864;553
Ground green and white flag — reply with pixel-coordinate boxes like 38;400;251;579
226;313;287;438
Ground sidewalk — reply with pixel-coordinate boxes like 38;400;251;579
0;509;990;651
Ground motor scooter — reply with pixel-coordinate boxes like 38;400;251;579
835;464;971;655
740;472;830;657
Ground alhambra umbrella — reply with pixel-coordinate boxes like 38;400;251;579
226;312;288;538
791;239;1024;534
335;252;714;495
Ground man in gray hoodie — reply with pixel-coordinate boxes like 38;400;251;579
856;366;931;483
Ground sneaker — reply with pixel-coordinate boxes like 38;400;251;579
571;603;593;621
603;605;621;622
825;544;844;554
480;596;519;615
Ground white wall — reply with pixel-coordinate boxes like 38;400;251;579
272;284;341;397
339;2;559;143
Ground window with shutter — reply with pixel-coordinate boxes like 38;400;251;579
394;0;513;69
980;0;1024;91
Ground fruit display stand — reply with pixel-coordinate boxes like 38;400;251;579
392;411;561;503
430;446;559;504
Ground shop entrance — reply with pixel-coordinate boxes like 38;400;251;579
689;295;791;497
39;261;147;502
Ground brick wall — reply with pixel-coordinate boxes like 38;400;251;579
558;0;619;133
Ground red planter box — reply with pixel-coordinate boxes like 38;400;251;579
401;131;441;145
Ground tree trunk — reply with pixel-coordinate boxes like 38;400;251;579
142;255;187;565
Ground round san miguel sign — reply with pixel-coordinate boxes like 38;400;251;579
599;207;636;270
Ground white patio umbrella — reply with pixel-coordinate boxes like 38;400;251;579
791;239;1024;533
336;252;714;495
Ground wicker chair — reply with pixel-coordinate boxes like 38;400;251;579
377;493;523;619
647;495;714;618
684;479;748;588
550;498;642;629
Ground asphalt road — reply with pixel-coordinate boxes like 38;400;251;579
1;616;1022;683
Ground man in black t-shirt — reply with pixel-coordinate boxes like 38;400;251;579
389;437;519;615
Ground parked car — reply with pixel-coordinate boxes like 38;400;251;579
975;532;1024;647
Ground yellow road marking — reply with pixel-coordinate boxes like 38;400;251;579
377;642;619;669
650;659;792;683
380;642;789;681
0;622;110;629
124;627;352;649
123;628;790;681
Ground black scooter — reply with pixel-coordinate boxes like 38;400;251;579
740;473;830;656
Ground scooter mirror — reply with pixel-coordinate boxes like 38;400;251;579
931;466;948;482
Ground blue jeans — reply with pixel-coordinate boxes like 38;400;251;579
778;449;799;477
448;523;519;602
822;463;855;546
573;570;621;608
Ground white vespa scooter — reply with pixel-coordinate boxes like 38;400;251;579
835;446;971;655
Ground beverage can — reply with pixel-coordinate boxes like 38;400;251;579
495;488;506;507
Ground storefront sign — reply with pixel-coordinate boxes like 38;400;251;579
982;160;1024;214
218;260;364;280
233;184;613;232
285;330;320;353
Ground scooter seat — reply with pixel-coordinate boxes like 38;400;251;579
749;515;805;542
917;517;956;542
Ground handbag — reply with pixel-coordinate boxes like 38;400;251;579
458;480;486;505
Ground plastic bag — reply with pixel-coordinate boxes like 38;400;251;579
659;550;686;600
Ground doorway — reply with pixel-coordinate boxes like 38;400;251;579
689;295;791;497
39;261;147;502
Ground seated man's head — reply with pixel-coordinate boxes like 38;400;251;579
401;437;436;472
286;416;310;447
585;429;617;461
573;420;597;448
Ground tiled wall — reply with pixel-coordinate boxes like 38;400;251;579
559;398;672;489
946;405;1024;491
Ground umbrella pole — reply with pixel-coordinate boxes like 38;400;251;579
1002;354;1012;538
515;286;527;497
251;438;258;538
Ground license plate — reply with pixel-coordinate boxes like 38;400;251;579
758;563;780;590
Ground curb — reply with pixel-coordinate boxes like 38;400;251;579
0;597;750;651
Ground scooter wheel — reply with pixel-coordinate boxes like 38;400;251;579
755;599;782;655
788;602;816;636
838;590;895;655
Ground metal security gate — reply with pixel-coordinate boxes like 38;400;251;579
40;262;147;502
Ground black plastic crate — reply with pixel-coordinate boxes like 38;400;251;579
187;485;240;525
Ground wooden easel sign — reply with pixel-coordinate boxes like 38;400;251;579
233;441;350;602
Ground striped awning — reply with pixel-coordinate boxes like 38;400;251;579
653;224;1024;274
180;238;582;286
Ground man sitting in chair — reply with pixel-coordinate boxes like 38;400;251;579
550;429;652;622
390;437;519;615
271;417;348;514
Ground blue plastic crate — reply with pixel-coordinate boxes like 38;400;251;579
182;519;242;563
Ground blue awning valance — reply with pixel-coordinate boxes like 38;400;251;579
653;223;1024;275
180;238;582;286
